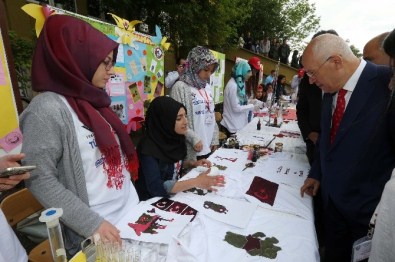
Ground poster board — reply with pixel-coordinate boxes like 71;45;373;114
26;5;168;132
210;50;225;104
0;1;23;155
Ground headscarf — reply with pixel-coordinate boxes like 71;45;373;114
31;15;138;186
139;97;187;162
180;46;219;89
231;60;251;105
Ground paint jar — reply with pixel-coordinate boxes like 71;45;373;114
274;142;283;152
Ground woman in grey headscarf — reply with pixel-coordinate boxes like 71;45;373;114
170;46;219;160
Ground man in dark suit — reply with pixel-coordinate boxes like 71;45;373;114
296;75;322;165
297;30;338;165
300;34;395;262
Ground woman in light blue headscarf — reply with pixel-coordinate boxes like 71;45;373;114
221;60;256;135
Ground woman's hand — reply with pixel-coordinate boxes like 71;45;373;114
195;170;225;191
0;153;30;191
94;220;121;245
194;159;212;168
210;145;218;152
194;141;203;152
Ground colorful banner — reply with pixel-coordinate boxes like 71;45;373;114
0;28;22;152
23;4;168;132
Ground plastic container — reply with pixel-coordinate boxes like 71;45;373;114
39;208;67;262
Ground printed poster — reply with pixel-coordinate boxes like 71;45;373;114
210;50;225;104
0;28;22;152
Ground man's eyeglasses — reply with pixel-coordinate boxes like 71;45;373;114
306;56;334;78
102;59;115;71
178;64;187;69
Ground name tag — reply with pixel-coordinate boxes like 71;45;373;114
352;236;371;262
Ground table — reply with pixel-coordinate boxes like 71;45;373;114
165;111;319;262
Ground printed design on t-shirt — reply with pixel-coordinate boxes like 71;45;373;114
203;201;228;214
224;231;281;259
276;165;305;177
214;156;237;162
151;198;197;221
127;210;174;236
213;163;227;170
246;177;279;206
272;130;301;138
183;187;212;195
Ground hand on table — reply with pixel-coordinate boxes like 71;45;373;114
195;169;225;191
300;178;320;197
0;153;30;191
194;158;212;168
94;220;121;245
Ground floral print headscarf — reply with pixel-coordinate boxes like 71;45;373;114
180;46;219;89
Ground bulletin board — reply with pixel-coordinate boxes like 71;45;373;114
210;50;225;104
23;4;170;132
0;1;23;154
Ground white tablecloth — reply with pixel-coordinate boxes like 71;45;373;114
166;116;319;262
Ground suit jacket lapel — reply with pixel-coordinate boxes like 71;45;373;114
330;63;376;149
321;93;333;153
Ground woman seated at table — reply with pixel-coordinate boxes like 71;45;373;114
254;84;265;102
221;60;258;135
275;74;287;103
136;96;225;201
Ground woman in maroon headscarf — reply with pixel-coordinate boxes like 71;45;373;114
20;15;139;257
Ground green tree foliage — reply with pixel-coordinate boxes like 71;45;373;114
349;45;362;58
91;0;252;52
241;0;320;50
8;31;35;99
89;0;319;53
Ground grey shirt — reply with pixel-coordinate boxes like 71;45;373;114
20;92;103;250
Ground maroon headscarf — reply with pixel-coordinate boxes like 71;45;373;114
32;15;138;187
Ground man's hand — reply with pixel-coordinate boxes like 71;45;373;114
307;132;319;144
300;178;320;197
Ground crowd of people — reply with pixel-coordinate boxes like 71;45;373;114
2;12;395;262
239;32;299;68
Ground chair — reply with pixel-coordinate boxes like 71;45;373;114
0;188;52;262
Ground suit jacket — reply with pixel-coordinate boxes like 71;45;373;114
296;75;322;141
309;62;395;225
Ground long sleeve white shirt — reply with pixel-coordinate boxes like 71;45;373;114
221;78;254;133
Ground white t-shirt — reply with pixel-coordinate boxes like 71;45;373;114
0;209;28;262
60;95;139;225
191;85;216;156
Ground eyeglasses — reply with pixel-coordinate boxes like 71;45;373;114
102;59;115;71
306;56;334;78
178;64;187;69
